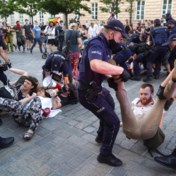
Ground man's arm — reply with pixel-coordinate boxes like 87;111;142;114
90;59;124;76
9;67;28;76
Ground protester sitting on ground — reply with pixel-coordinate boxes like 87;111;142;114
0;67;38;100
108;60;176;140
37;86;62;117
0;84;63;141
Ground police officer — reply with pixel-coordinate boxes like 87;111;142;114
42;51;71;87
78;19;130;166
143;19;169;82
167;19;176;36
42;51;78;105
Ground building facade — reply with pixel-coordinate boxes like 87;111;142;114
1;0;176;27
68;0;176;24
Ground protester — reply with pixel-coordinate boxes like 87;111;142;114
13;21;25;52
30;21;43;54
23;19;33;51
111;64;176;139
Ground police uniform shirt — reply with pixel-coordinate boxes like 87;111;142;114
79;33;111;86
44;53;71;76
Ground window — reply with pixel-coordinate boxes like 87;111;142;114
136;0;145;20
39;12;44;24
19;14;24;25
91;2;98;19
10;14;15;26
162;0;172;16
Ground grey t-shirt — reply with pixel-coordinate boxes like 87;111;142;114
65;29;80;52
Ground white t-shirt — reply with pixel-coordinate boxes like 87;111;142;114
38;96;62;118
131;98;154;118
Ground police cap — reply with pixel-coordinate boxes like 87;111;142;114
104;19;129;39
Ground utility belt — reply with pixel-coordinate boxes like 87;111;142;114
78;81;102;102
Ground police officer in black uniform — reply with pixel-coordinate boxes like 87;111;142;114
78;19;130;166
143;19;169;82
42;51;72;86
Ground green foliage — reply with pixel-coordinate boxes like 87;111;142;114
0;0;17;19
100;0;121;14
38;0;90;16
14;0;42;16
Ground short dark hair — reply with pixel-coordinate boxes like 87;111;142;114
140;83;154;94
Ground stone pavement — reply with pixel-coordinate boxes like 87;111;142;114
0;48;176;176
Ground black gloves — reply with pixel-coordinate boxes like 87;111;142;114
156;86;167;100
107;77;117;91
107;70;130;91
120;69;130;82
0;64;8;71
164;98;174;111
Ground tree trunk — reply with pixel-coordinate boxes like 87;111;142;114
65;13;68;29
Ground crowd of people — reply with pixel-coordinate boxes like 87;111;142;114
0;12;176;171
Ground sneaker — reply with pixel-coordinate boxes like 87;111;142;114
23;129;34;141
143;76;153;82
131;76;141;81
30;49;32;54
97;153;123;166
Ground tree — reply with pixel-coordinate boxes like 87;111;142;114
38;0;91;28
0;0;17;22
14;0;42;25
126;0;136;25
100;0;121;19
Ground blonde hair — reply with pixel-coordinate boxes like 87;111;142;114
69;23;77;29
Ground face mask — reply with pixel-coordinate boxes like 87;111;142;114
109;39;119;54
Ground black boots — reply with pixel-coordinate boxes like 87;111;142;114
0;137;14;149
95;135;103;144
97;153;123;167
154;148;176;170
0;118;2;126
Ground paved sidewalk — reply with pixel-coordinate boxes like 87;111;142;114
0;49;176;176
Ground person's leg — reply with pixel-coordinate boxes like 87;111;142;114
30;38;37;53
0;97;24;120
0;71;8;85
23;97;42;140
37;38;43;53
78;88;122;166
9;35;14;52
115;82;140;139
